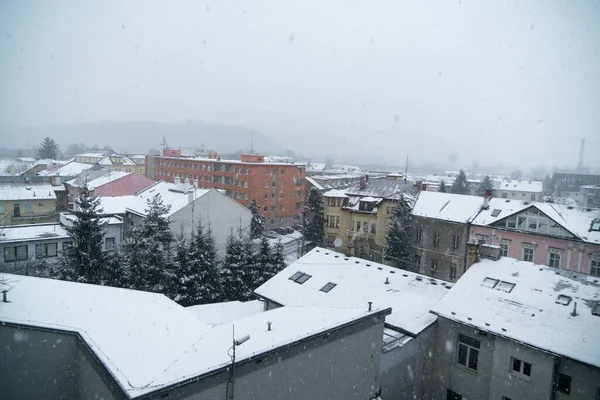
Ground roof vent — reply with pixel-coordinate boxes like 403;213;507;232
571;302;578;317
368;301;372;311
556;295;572;306
267;321;272;331
385;277;390;284
2;290;7;303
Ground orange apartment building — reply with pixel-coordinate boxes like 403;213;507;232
146;152;306;227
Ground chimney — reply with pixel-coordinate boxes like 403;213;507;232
359;176;366;189
416;181;423;192
188;190;195;204
368;301;373;311
174;176;181;185
184;177;190;185
483;189;492;209
267;321;272;331
571;301;578;317
2;290;7;303
193;178;199;188
385;277;390;285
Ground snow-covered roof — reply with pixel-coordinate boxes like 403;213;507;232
0;274;387;398
125;181;212;218
495;179;543;193
412;191;484;223
0;183;57;200
39;161;96;177
60;213;122;226
98;155;137;166
76;152;109;158
430;258;600;369
472;198;600;245
254;247;451;336
97;196;136;215
0;224;70;243
186;300;264;325
306;176;324;190
345;178;415;200
322;189;348;198
66;171;130;189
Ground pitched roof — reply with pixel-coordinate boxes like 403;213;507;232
94;173;155;197
344;178;415;200
186;300;264;325
0;274;387;398
495;179;543;193
412;191;484;223
0;183;57;200
66;171;129;189
472;198;600;245
39;160;95;177
322;189;348;198
430;258;600;369
254;247;451;336
125;181;212;217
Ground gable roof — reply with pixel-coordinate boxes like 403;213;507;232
495;179;543;193
254;247;451;336
472;198;600;245
430;258;600;369
66;171;130;189
125;181;212;217
345;178;415;200
0;274;387;398
39;160;96;177
94;173;155;197
412;191;484;223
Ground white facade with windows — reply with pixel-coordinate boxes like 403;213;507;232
0;223;70;266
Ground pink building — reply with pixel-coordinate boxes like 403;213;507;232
470;198;600;276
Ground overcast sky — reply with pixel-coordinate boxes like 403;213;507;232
1;1;599;169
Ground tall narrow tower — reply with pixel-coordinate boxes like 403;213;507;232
577;138;586;172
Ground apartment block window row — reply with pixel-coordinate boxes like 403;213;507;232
326;197;343;207
327;215;340;229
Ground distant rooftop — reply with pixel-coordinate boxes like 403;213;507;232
0;182;57;201
0;223;69;243
495;179;543;193
255;247;450;336
186;300;264;325
39;160;96;177
66;171;130;189
125;181;212;217
431;258;600;369
345;177;415;200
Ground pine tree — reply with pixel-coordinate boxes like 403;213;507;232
37;137;60;159
175;224;223;306
221;230;248;301
477;175;495;196
439;179;447;193
451;170;469;195
123;194;174;293
103;249;129;288
248;198;265;239
385;200;417;271
57;181;106;284
271;239;287;273
304;187;325;248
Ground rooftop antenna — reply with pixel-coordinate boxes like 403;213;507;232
577;138;585;172
161;135;169;155
405;156;409;178
250;133;254;154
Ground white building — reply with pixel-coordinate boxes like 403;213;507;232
124;181;252;255
0;223;70;267
495;179;543;201
254;247;451;399
429;257;600;400
59;213;124;252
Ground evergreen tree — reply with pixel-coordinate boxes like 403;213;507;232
252;235;274;289
103;249;129;288
304;187;325;247
37;137;60;159
451;169;469;195
221;230;249;301
57;181;106;284
271;239;287;273
175;224;223;306
248;198;265;239
385;200;417;271
439;179;447;193
123;194;173;293
477;175;495;196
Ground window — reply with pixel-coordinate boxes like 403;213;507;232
591;219;600;232
511;357;532;378
500;240;510;257
35;243;58;258
557;373;571;394
416;228;422;243
548;249;562;268
590;253;600;277
556;294;572;306
4;245;28;262
386;206;391;215
501;192;507;198
431;259;438;274
0;204;4;213
523;245;535;262
475;234;488;244
457;333;480;371
482;277;499;288
497;281;516;293
446;389;462;400
105;237;115;250
491;209;501;217
433;232;440;247
370;223;376;234
449;265;457;280
356;221;361;231
289;271;312;284
13;203;20;217
452;235;460;250
264;182;268;188
320;282;336;293
363;222;368;233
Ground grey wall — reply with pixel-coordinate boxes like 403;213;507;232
149;315;386;400
413;216;468;282
0;324;125;400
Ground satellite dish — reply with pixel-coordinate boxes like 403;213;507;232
334;238;343;248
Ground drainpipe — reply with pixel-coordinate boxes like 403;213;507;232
550;357;560;400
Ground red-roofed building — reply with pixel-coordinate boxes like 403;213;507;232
94;173;155;197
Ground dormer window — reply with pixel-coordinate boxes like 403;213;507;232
591;219;600;232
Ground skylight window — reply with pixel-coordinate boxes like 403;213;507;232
556;295;572;306
320;282;337;293
497;281;516;293
591;219;600;232
289;272;312;284
491;209;502;217
592;303;600;317
482;277;499;288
